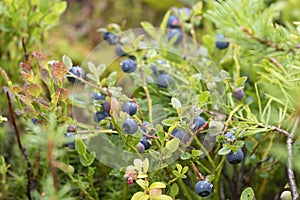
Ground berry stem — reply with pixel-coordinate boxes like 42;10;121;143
190;161;204;180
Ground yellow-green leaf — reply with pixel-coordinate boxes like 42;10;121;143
149;182;166;190
131;192;149;200
166;138;180;152
136;179;148;190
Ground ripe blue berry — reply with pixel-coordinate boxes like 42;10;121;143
31;118;38;124
120;59;137;73
156;73;172;88
103;32;117;45
121;102;137;116
140;136;151;150
93;92;105;100
122;118;138;134
167;14;180;28
226;148;244;164
215;34;229;50
67;125;76;132
191;116;206;132
195;180;213;197
224;132;235;140
141;121;155;135
65;132;75;149
167;28;183;44
136;142;145;153
233;88;245;100
68;66;85;83
102;101;110;113
178;7;192;21
94;111;110;122
171;128;190;144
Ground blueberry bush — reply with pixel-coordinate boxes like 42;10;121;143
1;0;300;199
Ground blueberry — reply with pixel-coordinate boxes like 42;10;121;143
67;66;85;83
122;118;138;134
215;34;229;50
171;128;190;144
167;28;183;44
191;116;206;132
31;118;38;124
233;88;245;100
140;136;151;150
136;142;145;153
156;73;173;88
116;44;126;57
195;180;213;197
226;148;244;164
167;14;180;28
65;132;75;149
120;59;137;73
103;32;117;45
121;102;137;116
102;101;110;113
93;92;105;100
94;111;110;122
224;132;235;140
67;125;76;132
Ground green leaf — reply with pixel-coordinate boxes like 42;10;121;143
171;97;181;109
160;10;171;35
180;152;191;160
151;195;173;200
75;139;86;155
62;55;73;70
176;164;182;173
54;1;67;15
169;183;179;197
149;182;166;189
141;21;159;41
136;179;148;190
209;120;224;134
235;76;248;88
131;192;149;200
172;170;181;177
240;187;255;200
198;91;210;102
133;35;145;48
107;71;117;86
156;124;165;144
192;1;203;15
166;138;180;152
191;149;203;157
162;118;178;126
218;146;231;155
182;166;189;174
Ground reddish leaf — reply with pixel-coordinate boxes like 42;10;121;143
52;62;68;80
57;88;70;101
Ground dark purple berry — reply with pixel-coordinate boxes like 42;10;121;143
156;73;172;88
121;102;137;116
31;118;38;124
171;128;190;144
94;111;110;122
103;32;117;45
191;116;206;132
136;142;145;153
167;28;183;44
233;88;245;100
226;148;244;164
116;44;126;57
140;136;151;150
102;101;111;113
195;180;213;197
67;125;76;132
167;14;180;28
67;66;85;83
120;59;137;73
93;92;105;100
224;132;235;140
122;118;138;134
215;34;229;50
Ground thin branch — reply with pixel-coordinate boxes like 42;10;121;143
47;140;59;191
190;161;204;180
6;92;32;200
287;116;299;200
22;37;29;61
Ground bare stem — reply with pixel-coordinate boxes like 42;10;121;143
6;92;32;200
287;116;299;200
